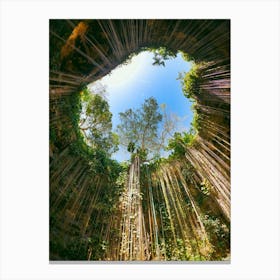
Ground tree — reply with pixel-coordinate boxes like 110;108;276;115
157;104;186;152
79;88;119;155
145;46;176;67
166;131;196;157
116;97;162;159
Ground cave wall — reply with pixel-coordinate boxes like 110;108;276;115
49;19;230;260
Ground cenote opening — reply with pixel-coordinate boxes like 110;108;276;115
50;19;230;262
80;49;195;162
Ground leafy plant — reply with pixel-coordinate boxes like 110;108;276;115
166;131;196;157
144;46;177;67
79;87;119;156
116;97;163;159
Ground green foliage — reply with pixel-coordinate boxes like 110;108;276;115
176;62;206;102
51;133;123;260
81;89;112;134
131;147;148;162
50;45;229;261
182;65;201;99
79;88;119;156
51;236;109;261
115;164;130;195
199;178;212;196
181;163;195;180
190;105;201;132
202;215;230;259
49;91;82;150
180;51;196;63
144;46;176;67
164;63;203;160
116;97;163;158
196;178;213;206
127;141;135;153
166;131;196;157
80;87;91;102
49;89;122;181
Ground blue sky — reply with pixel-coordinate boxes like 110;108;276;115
89;51;193;162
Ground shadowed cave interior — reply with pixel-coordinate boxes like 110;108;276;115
49;19;230;261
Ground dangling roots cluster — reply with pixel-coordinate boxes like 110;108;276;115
49;19;230;261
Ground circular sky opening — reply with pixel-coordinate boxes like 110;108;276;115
86;50;193;162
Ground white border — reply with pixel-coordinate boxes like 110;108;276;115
1;0;279;279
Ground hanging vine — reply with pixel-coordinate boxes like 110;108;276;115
49;19;230;261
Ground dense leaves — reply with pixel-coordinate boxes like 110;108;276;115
80;88;119;156
116;97;163;159
178;63;204;99
166;131;195;157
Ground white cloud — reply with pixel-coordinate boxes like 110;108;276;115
99;51;152;91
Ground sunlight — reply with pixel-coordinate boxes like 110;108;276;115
88;51;192;162
49;19;231;262
87;50;193;162
95;51;152;91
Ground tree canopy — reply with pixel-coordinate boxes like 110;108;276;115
116;97;163;159
79;88;119;156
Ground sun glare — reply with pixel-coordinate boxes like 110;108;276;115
96;51;151;90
